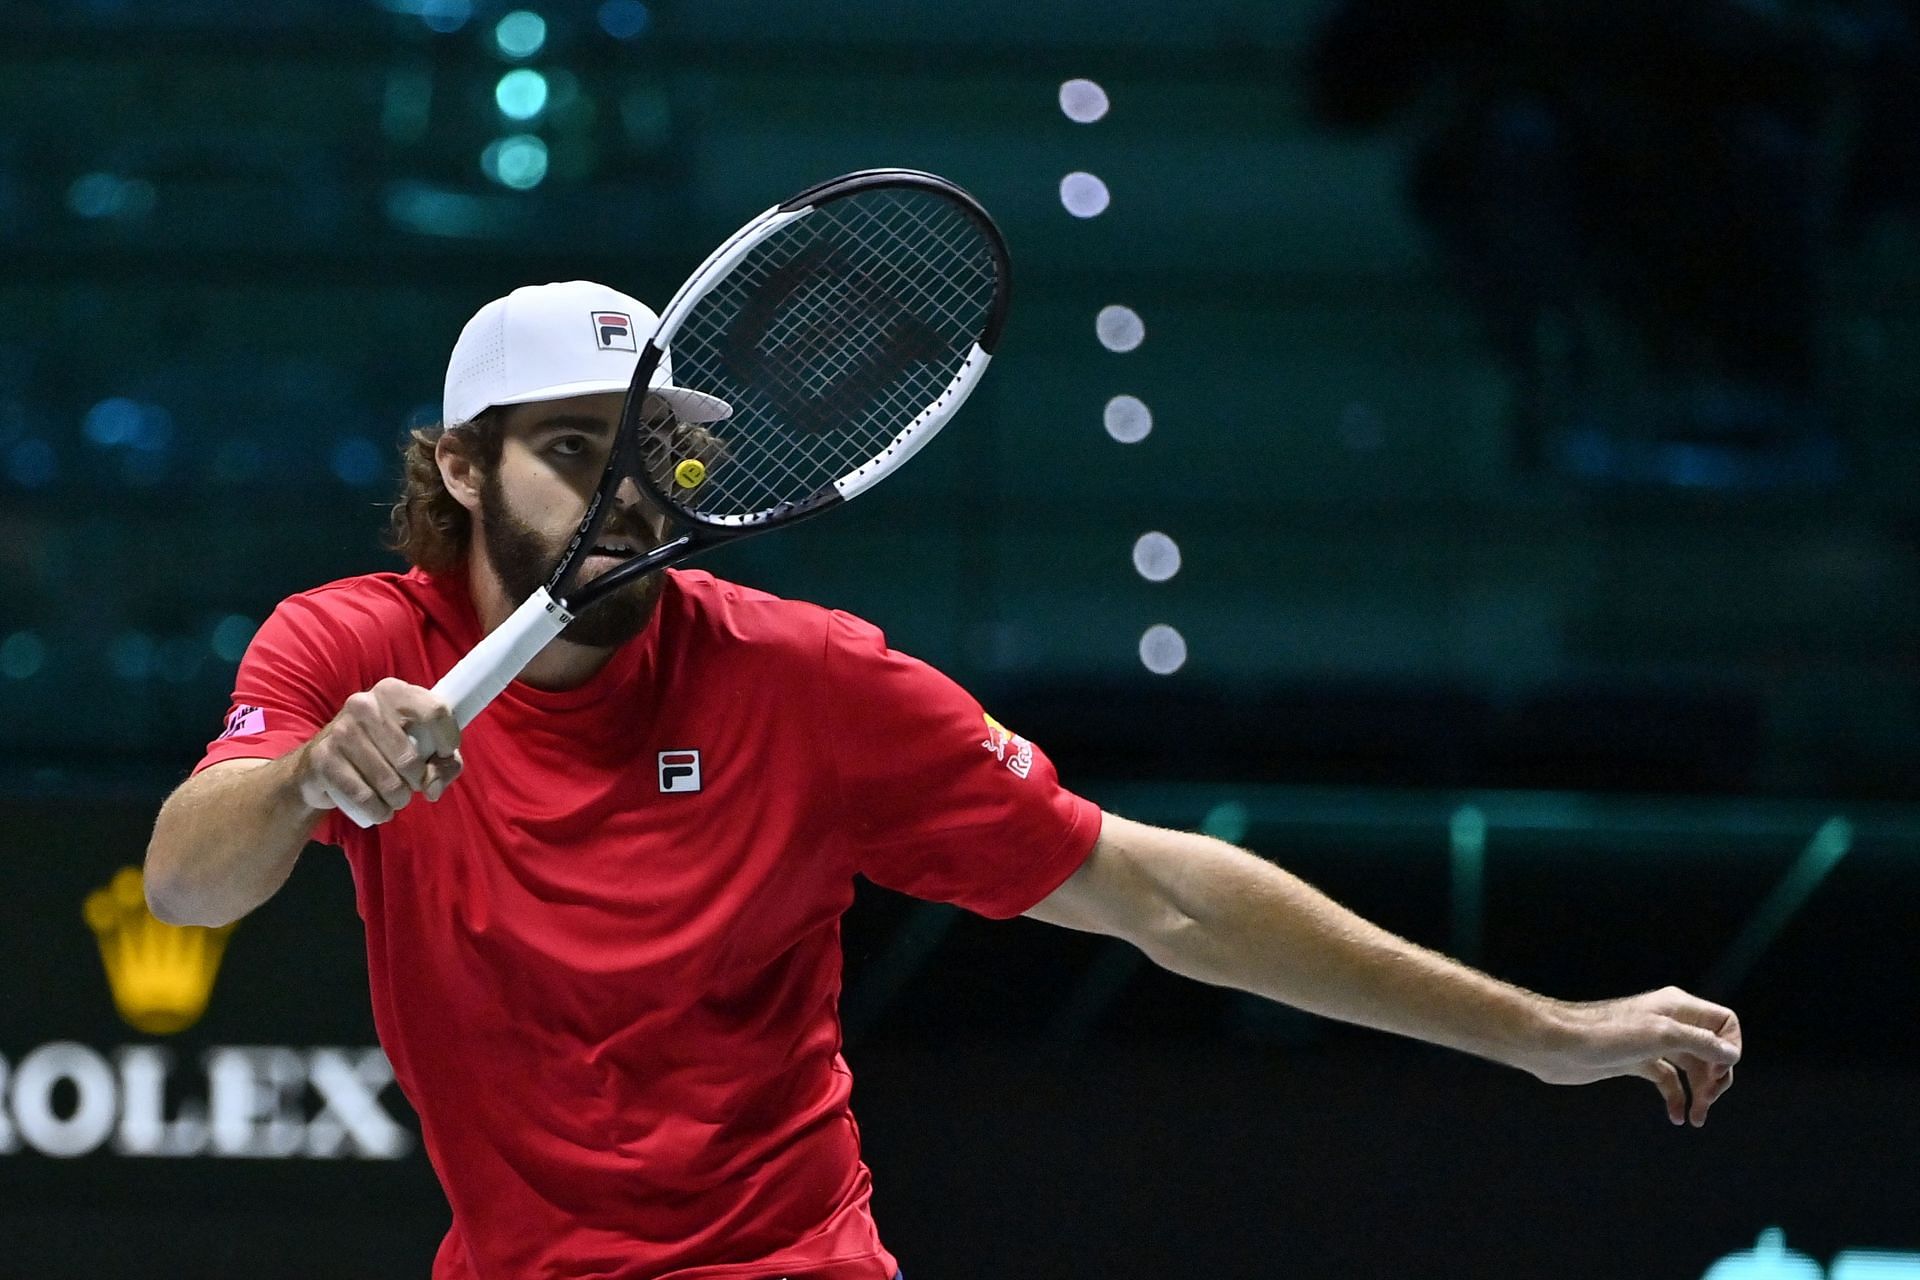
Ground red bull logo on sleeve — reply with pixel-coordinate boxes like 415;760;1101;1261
980;713;1034;780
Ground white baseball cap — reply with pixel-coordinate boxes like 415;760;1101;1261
441;280;732;428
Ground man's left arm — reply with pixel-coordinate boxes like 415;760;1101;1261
1025;811;1741;1126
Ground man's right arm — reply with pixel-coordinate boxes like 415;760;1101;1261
145;679;462;927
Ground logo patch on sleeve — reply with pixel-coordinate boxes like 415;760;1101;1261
218;705;266;740
592;311;636;352
980;713;1034;780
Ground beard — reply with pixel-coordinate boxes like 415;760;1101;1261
478;471;664;649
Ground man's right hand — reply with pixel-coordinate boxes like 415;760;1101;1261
295;678;462;825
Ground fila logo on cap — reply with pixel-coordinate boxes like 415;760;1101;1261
593;311;637;352
657;750;702;793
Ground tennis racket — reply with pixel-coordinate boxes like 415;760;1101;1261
340;168;1011;827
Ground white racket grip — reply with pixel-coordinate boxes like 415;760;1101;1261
344;588;573;830
326;784;386;832
429;587;575;731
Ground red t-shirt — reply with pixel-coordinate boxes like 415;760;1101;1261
195;567;1100;1280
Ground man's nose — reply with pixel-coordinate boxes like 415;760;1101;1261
612;475;668;532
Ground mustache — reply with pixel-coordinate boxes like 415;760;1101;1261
598;492;671;542
545;511;668;586
599;516;660;544
577;500;667;548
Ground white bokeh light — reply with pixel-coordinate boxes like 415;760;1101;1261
1096;305;1144;353
1059;171;1110;218
1139;624;1188;675
1103;395;1152;443
1058;78;1110;123
1132;532;1182;582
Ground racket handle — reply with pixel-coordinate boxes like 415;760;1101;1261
343;589;573;830
428;587;575;731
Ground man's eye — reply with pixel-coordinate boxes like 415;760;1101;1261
550;436;589;458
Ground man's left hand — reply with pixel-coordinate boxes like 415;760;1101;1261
1528;986;1741;1127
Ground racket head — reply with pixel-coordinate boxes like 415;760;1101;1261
559;170;1011;611
637;170;1009;523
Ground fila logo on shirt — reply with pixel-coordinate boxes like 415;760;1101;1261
657;749;702;793
593;311;637;352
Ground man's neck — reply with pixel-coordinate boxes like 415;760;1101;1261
466;558;619;691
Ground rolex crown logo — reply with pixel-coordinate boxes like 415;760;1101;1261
84;867;236;1036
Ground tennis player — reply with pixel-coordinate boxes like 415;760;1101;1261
145;281;1741;1280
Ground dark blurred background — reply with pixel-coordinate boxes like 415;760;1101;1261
3;1;1919;1276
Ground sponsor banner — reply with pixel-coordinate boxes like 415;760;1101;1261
3;863;409;1162
0;1042;409;1160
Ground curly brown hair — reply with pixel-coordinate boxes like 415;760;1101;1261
386;409;503;574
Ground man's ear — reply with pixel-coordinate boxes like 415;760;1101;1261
436;430;484;515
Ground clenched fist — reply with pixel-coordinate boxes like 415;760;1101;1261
296;678;462;827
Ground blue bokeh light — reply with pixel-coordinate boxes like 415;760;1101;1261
132;405;173;452
495;69;550;121
481;135;549;190
83;397;142;445
68;173;121;219
420;0;472;33
83;398;172;452
597;0;650;39
494;10;547;58
7;438;56;488
330;436;384;487
67;172;156;221
0;631;47;680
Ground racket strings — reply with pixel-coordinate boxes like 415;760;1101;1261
656;187;1001;520
736;192;991;456
742;200;989;432
711;192;985;381
701;228;969;460
701;234;985;505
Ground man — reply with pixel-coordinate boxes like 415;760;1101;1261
146;281;1741;1280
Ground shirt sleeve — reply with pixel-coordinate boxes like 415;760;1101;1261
823;610;1102;918
191;594;369;843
